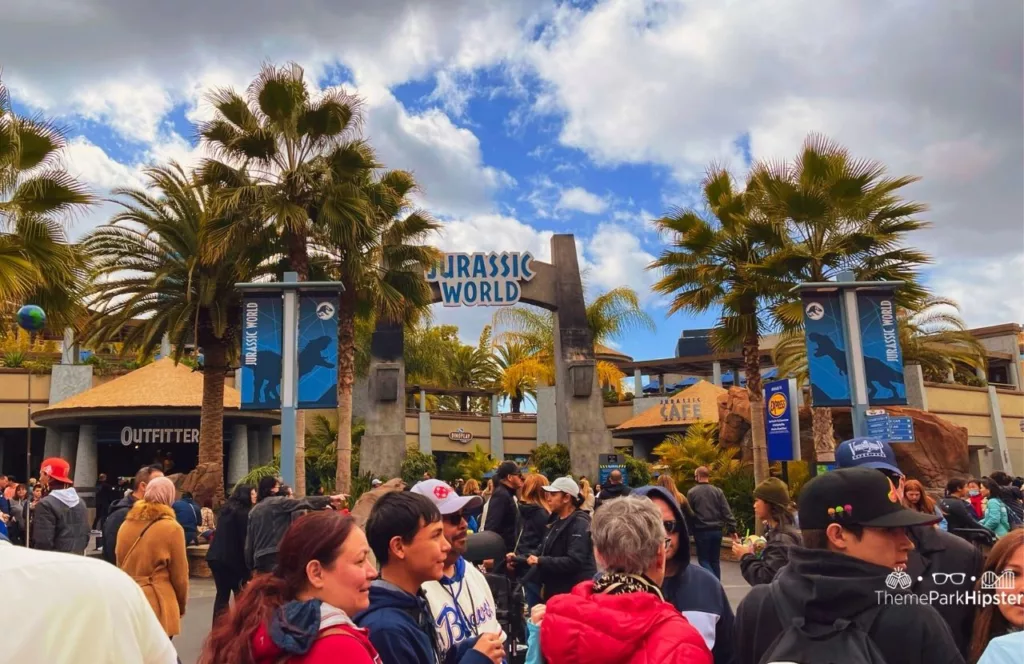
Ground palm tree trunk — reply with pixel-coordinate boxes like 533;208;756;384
335;290;357;494
460;395;469;412
742;330;770;488
199;339;227;505
811;405;836;465
511;395;522;414
287;232;309;496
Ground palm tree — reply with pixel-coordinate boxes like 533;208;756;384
654;422;747;490
197;62;367;495
0;77;93;330
84;163;273;501
649;168;779;486
492;286;653;398
318;166;439;492
750;134;932;461
493;341;551;413
445;327;498;412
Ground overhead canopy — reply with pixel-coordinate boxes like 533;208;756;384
613;380;726;438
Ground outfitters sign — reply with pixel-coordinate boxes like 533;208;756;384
801;292;851;407
240;293;284;410
857;292;907;406
426;252;535;307
297;293;339;409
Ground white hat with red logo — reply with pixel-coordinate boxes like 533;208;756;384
410;479;483;515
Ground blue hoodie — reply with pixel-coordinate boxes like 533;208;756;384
355;579;491;664
633;485;735;664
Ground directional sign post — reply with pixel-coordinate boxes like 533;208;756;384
866;409;915;444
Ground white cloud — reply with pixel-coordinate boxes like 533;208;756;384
62;138;146;191
582;224;657;302
556;186;608;214
926;257;1024;328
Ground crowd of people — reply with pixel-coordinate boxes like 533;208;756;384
1;440;1022;663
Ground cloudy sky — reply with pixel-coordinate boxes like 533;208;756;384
2;0;1021;365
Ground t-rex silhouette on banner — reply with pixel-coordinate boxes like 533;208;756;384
251;336;336;405
808;332;904;401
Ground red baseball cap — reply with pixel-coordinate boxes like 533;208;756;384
40;457;73;484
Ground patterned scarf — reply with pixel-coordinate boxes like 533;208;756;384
591;572;665;601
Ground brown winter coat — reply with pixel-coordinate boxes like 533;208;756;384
115;501;189;636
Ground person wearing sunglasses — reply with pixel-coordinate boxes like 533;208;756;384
413;480;507;663
836;437;983;659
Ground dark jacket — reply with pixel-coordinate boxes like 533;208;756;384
483;482;518;554
634;485;735;664
33;488;89;554
0;494;10;516
102;494;138;563
738;524;801;586
593;483;631;511
533;509;596;601
686;483;736;533
246;495;333;573
734;546;964;664
354;580;490;664
515;502;549;557
173;497;201;544
95;481;117;512
939;496;983;531
206;502;251;576
905;524;983;658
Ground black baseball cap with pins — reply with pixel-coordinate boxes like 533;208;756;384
798;467;941;530
496;461;522;480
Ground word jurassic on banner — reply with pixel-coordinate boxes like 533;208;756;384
427;251;536;307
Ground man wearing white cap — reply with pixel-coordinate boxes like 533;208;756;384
412;479;507;662
524;476;596;601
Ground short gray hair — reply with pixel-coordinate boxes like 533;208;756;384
590;495;666;574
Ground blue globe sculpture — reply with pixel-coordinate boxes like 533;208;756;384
16;304;46;332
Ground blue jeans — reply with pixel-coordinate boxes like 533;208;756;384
693;529;723;579
525;582;543;612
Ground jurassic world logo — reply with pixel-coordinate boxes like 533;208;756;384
660;397;702;422
448;428;474;444
426;252;535;307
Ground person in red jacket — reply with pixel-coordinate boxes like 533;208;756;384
199;511;381;664
535;495;712;664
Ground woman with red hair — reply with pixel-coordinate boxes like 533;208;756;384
199;511;381;664
904;479;948;531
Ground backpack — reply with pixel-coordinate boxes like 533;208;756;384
759;584;887;664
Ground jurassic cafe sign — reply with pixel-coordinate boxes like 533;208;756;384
426;252;535;307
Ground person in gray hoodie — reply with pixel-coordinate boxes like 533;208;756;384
33;457;89;554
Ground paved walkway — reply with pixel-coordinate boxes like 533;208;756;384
175;560;752;664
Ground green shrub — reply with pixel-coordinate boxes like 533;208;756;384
402;451;437;486
623;454;652;487
529;443;571;479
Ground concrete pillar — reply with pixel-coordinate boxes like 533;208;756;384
903;364;928;411
43;427;61;459
228;423;249;485
418;411;432;454
977;365;987;383
946;368;955;384
658;374;666;394
1008;361;1021;391
361;321;407;479
633;369;642;398
73;425;98;488
247;427;259;473
59;429;77;465
712;361;722;387
536;386;557;444
259;427;274;466
490;395;504;461
160;333;171;359
987;385;1013;474
420;389;427;412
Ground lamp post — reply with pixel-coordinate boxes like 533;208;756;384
16;304;47;547
235;274;344;489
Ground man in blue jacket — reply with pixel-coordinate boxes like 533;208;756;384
635;484;735;664
356;491;505;664
172;491;201;545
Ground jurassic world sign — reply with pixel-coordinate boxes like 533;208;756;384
426;252;535;307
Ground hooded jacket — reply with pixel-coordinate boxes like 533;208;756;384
539;579;713;664
532;509;596;600
33;487;89;554
115;501;189;637
172;496;201;544
515;502;550;557
633;485;735;664
354;579;491;664
733;546;965;664
103;493;139;563
245;495;333;573
252;599;382;664
483;481;518;554
738;524;801;586
205;500;251;577
593;483;631;511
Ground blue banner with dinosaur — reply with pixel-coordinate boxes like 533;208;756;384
240;293;283;410
801;292;852;407
857;291;907;406
297;292;339;409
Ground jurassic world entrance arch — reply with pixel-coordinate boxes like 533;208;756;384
360;234;614;479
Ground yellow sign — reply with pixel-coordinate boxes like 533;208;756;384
768;392;788;418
